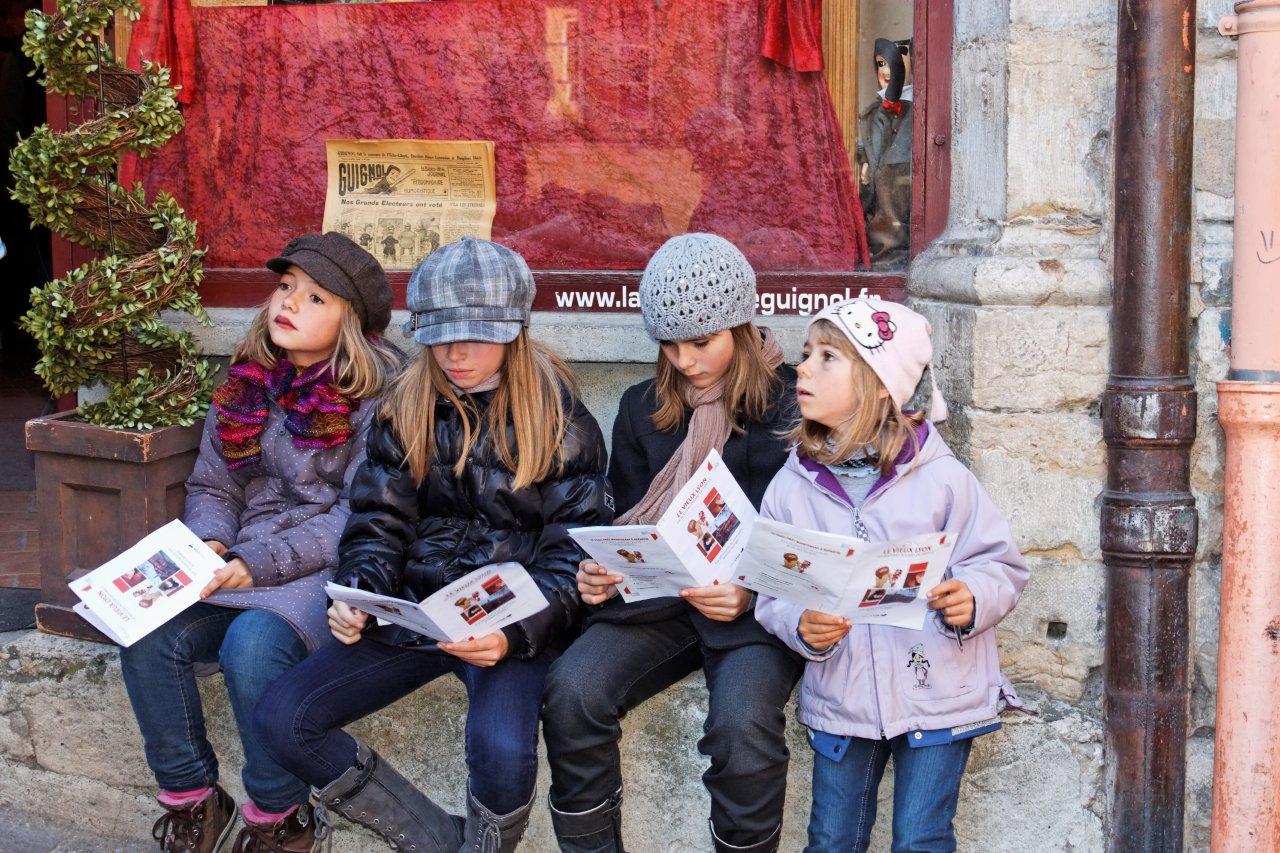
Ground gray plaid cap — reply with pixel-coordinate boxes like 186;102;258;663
404;237;535;346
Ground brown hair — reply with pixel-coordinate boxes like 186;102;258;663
788;319;925;476
381;330;576;490
232;298;401;400
651;323;780;433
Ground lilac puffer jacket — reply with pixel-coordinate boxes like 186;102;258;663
755;423;1028;740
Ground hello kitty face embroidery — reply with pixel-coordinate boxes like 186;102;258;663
835;299;897;353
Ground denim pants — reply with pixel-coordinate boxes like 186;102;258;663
119;604;310;811
253;637;550;815
805;733;973;853
542;616;802;847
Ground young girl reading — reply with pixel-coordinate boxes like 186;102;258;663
755;296;1029;852
254;237;612;852
119;232;398;852
542;233;802;852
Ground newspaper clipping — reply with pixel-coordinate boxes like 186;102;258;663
322;139;497;271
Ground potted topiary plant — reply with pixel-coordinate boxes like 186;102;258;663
10;0;213;639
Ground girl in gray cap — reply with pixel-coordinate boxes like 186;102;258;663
542;233;803;852
254;237;613;852
119;231;400;853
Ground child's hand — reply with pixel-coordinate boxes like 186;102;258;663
577;559;621;605
681;583;752;622
201;558;253;598
928;579;974;628
798;610;851;651
328;601;368;644
439;632;510;667
203;540;228;557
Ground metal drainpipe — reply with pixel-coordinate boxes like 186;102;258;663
1101;0;1198;850
1212;4;1280;850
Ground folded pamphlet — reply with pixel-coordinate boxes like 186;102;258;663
70;520;225;646
325;562;547;643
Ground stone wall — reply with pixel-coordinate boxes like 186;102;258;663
38;1;1241;849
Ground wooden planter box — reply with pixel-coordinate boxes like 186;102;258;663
25;410;202;642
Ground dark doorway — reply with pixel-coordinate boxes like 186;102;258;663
0;3;50;589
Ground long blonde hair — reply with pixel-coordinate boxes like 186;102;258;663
652;323;780;432
382;330;576;490
233;299;401;400
788;319;924;475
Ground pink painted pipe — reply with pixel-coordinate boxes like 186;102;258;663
1213;4;1280;850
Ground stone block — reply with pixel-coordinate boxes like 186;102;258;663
972;307;1109;411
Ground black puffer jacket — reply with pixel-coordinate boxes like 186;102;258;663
587;364;799;651
336;388;612;659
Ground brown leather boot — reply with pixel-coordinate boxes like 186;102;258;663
230;802;320;853
151;785;237;853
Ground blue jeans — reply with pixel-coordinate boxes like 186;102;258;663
119;604;310;811
805;733;972;853
254;637;550;815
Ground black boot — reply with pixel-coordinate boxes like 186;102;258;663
708;821;781;853
460;788;534;852
549;787;624;853
314;739;463;852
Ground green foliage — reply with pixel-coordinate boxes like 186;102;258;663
12;0;211;430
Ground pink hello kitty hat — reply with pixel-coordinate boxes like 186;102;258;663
810;293;949;421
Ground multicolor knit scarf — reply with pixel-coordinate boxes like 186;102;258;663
212;360;358;471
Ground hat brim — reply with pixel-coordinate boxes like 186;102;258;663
408;319;524;347
266;250;356;307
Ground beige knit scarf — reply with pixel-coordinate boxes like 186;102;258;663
616;328;784;525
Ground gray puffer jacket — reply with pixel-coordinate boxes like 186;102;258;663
186;398;377;651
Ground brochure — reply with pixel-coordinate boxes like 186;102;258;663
736;520;955;629
569;449;956;628
69;520;225;646
325;562;547;643
569;450;758;601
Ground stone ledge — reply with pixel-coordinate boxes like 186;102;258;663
0;629;1103;851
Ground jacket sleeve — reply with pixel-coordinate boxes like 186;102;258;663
504;402;614;660
227;402;377;587
332;416;421;597
606;385;650;517
183;408;246;550
935;461;1029;637
752;473;841;663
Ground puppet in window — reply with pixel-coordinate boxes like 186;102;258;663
858;38;913;262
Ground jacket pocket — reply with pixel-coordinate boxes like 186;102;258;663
898;622;980;703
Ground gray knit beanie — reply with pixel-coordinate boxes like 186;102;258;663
638;233;757;341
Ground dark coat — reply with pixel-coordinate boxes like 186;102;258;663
336;388;612;660
186;399;377;653
587;365;800;651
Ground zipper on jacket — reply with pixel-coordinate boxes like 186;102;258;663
866;623;887;739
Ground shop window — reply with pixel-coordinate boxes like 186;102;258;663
87;0;951;313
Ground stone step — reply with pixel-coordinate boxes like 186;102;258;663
0;629;1099;851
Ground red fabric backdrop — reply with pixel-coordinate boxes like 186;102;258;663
130;0;868;271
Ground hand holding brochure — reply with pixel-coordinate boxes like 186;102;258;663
736;519;955;630
325;562;547;643
569;449;956;629
569;450;757;602
70;520;225;646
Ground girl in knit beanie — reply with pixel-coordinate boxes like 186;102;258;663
542;233;803;853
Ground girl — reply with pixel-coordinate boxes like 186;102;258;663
254;237;612;852
543;233;803;853
119;232;399;853
755;296;1028;852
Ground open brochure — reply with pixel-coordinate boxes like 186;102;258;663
736;520;954;629
70;520;225;646
325;562;547;643
569;450;758;601
569;449;956;629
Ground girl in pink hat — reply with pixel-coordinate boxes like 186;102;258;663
755;295;1029;852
